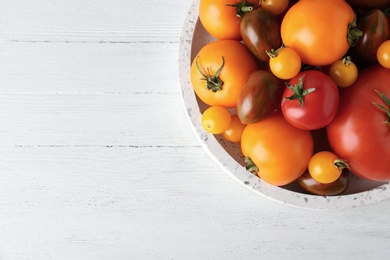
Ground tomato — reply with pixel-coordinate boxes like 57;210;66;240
260;0;290;16
241;113;313;186
350;9;390;66
237;70;285;124
298;169;349;196
240;7;282;62
222;115;246;143
377;40;390;68
346;0;390;9
201;106;231;134
281;70;340;130
190;40;261;108
308;151;348;184
281;0;358;66
328;56;358;88
268;46;301;80
199;0;259;40
326;65;390;182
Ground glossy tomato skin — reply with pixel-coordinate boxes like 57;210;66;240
237;70;285;124
281;0;356;66
281;70;340;130
241;113;314;186
350;9;390;66
346;0;390;9
326;65;390;182
240;8;282;62
298;169;349;196
199;0;259;40
190;40;261;108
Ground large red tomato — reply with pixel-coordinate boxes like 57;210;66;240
326;65;390;182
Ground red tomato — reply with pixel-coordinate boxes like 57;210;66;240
326;65;390;182
281;0;357;66
281;70;340;130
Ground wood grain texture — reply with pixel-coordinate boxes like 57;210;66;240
0;0;390;259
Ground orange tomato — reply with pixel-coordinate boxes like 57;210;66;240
241;113;314;186
190;40;261;108
201;106;232;134
199;0;259;40
222;115;246;143
281;0;357;66
308;151;347;184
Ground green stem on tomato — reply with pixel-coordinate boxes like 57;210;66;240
195;56;225;92
226;0;255;18
373;90;390;126
347;20;363;46
282;76;316;108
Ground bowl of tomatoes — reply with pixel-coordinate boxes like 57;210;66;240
178;0;390;209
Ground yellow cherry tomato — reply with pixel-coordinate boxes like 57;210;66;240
222;115;246;143
268;46;301;80
377;40;390;69
308;151;348;184
201;106;231;134
329;56;358;88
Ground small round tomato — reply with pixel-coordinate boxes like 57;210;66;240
308;151;348;184
241;113;313;186
329;56;358;88
199;0;259;40
377;40;390;69
281;0;358;66
281;70;339;130
222;115;246;143
201;106;231;134
268;46;301;80
190;40;261;108
260;0;290;15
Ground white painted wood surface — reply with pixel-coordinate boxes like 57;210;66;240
0;1;389;259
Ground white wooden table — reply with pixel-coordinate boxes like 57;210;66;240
1;1;389;259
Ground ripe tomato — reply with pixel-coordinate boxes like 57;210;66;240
241;113;314;186
260;0;290;16
199;0;259;40
328;56;358;88
201;106;231;134
281;70;339;130
281;0;357;66
377;40;390;69
222;115;246;143
326;65;390;182
190;40;261;108
308;151;348;184
268;46;301;80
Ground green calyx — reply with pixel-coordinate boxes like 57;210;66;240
195;56;225;92
282;76;316;108
347;20;363;46
373;90;390;126
334;159;349;171
226;0;255;18
244;156;258;175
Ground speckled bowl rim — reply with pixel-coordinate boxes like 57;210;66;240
178;0;390;210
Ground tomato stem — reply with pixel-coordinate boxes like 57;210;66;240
244;156;258;175
347;21;363;46
195;56;225;92
373;90;390;126
334;159;349;171
282;76;316;108
226;0;255;18
342;56;352;66
266;44;285;59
